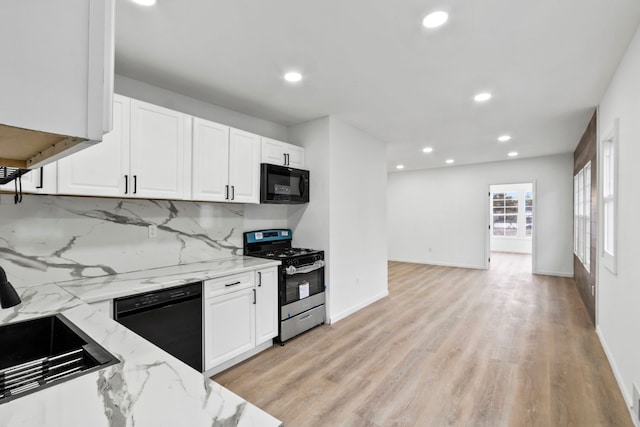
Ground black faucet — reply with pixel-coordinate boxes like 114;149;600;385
0;265;21;308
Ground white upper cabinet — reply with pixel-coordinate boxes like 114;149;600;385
58;95;130;197
228;129;261;203
0;164;57;195
58;96;191;200
192;119;230;202
261;137;305;169
130;100;191;200
0;0;114;169
191;120;260;204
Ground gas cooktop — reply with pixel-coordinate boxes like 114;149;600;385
253;248;320;259
243;229;323;264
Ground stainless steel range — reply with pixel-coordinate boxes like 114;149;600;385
244;229;325;344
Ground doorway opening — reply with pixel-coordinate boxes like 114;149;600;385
487;182;534;273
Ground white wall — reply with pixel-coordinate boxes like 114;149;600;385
115;75;288;140
596;24;640;418
288;117;388;323
490;182;533;254
387;154;573;276
328;118;388;322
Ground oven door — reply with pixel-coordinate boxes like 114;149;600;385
261;163;309;204
282;263;324;307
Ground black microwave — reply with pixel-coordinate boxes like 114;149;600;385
260;163;309;204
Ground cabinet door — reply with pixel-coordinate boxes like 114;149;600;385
261;137;287;166
130;99;188;200
192;118;230;202
228;128;260;203
261;137;305;168
286;144;305;169
0;163;56;195
57;94;130;197
255;267;278;345
204;288;256;370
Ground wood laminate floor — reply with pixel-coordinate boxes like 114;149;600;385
213;253;631;426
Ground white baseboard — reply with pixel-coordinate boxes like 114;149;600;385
596;326;636;426
388;258;485;270
329;290;389;324
533;270;573;278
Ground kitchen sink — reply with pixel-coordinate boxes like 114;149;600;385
0;314;119;404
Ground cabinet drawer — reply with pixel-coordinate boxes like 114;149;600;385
204;271;253;298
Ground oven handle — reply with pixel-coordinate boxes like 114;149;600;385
285;260;324;275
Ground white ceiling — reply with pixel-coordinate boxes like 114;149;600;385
114;0;640;171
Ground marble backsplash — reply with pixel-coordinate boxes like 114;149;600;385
0;194;246;287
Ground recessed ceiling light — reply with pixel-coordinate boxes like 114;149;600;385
508;152;519;157
474;92;492;102
498;135;511;142
422;147;433;153
284;72;303;83
445;159;454;164
396;164;405;169
132;0;156;6
422;11;449;29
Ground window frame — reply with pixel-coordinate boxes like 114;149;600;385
574;161;591;273
601;119;618;275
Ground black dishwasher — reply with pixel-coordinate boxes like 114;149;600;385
114;282;202;371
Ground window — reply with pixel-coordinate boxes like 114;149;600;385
574;162;591;272
602;120;618;274
525;192;533;236
492;192;519;236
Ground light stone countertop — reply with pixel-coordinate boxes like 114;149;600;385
0;257;283;427
57;256;281;303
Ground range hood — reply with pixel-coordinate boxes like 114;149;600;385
0;0;115;184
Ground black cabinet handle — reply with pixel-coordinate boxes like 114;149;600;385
231;185;235;200
124;175;128;194
133;175;137;194
225;185;229;200
283;153;287;166
35;167;44;189
253;289;256;305
258;272;262;287
225;281;241;287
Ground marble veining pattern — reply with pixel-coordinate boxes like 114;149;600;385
0;285;282;427
60;257;280;303
0;195;244;287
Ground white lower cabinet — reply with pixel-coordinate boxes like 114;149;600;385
204;287;255;370
203;266;278;372
255;267;278;345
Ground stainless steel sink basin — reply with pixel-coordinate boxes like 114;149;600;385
0;314;119;404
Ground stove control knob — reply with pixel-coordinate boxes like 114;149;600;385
293;259;299;265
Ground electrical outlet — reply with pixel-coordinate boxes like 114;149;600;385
148;224;157;239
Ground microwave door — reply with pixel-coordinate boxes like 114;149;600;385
261;164;310;204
